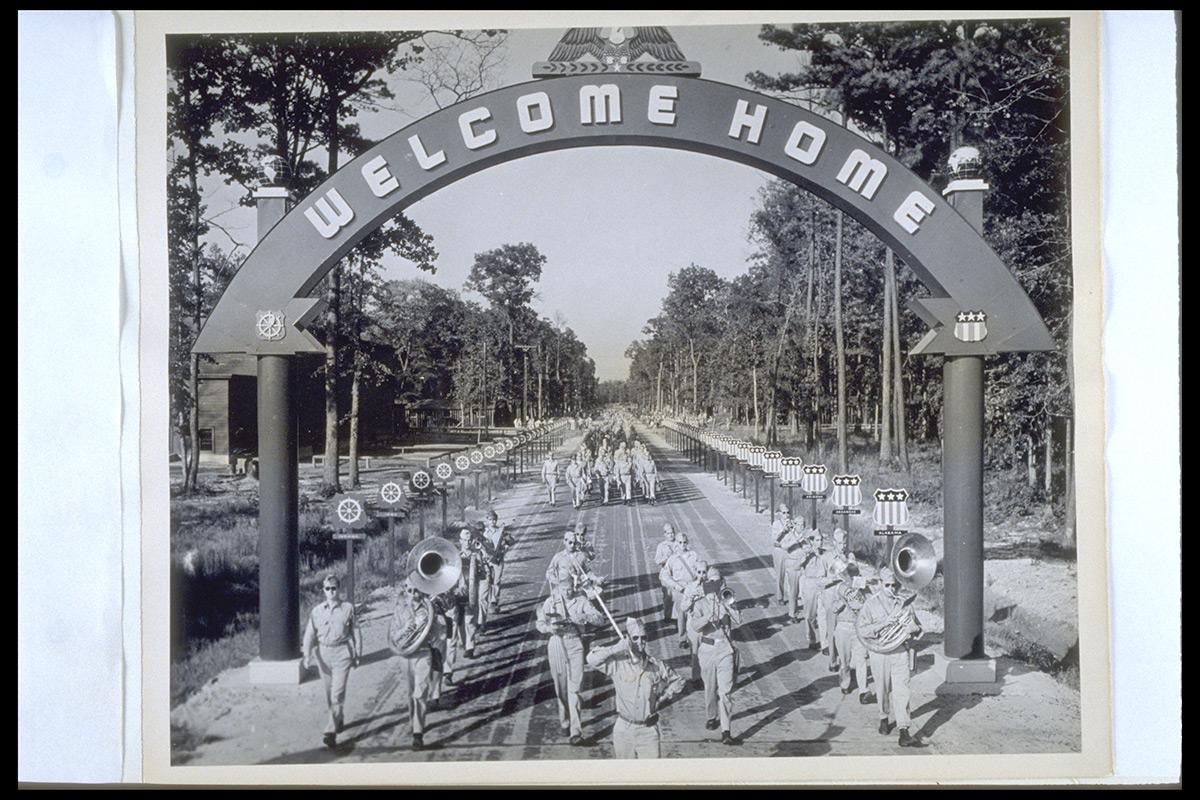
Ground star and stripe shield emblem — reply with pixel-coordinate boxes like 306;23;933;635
872;488;910;528
831;474;862;508
801;464;828;494
954;310;988;342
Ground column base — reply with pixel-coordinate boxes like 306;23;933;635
934;652;1002;696
247;657;306;686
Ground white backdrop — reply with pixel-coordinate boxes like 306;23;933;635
16;10;1180;784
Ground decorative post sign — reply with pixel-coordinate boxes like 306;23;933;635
779;456;804;485
330;493;370;604
872;488;911;536
377;481;407;582
801;463;828;531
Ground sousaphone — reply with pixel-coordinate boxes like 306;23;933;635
890;532;937;591
391;538;462;657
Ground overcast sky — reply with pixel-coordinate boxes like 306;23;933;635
200;23;808;381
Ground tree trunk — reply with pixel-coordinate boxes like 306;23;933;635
889;250;910;472
751;364;759;432
1026;433;1037;489
834;210;847;473
1064;416;1075;544
1044;422;1054;499
185;114;202;493
348;355;361;488
880;252;894;463
321;106;343;494
689;339;698;412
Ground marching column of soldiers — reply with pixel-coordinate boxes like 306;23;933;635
330;411;925;757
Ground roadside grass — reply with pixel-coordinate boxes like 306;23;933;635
169;482;447;707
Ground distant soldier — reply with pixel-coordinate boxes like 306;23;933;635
594;452;612;503
770;505;793;606
302;573;362;750
388;577;448;751
615;452;633;505
565;456;584;509
685;566;742;745
856;567;923;747
541;454;560;505
659;532;703;649
643;456;659;504
585;618;687;759
536;584;606;745
653;524;678;624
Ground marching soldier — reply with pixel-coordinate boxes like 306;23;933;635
447;528;491;663
856;567;923;747
770;505;793;606
798;528;828;649
685;566;742;745
832;562;871;699
535;583;607;745
643;456;659;504
817;531;845;658
302;573;363;750
593;451;612;504
566;455;585;509
615;451;634;505
777;520;811;629
388;577;449;751
586;618;687;759
659;532;703;650
482;510;515;611
653;524;678;624
541;453;560;505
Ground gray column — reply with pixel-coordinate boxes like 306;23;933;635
942;354;985;658
257;354;299;661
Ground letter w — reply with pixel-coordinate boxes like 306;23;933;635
303;189;355;239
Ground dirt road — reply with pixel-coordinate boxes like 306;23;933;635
172;425;1080;766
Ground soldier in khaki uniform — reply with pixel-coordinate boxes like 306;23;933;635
798;530;828;648
832;562;871;699
653;524;678;625
586;618;687;759
770;505;793;606
659;532;703;649
685;567;742;744
389;578;448;751
302;574;362;750
535;585;606;745
857;567;923;747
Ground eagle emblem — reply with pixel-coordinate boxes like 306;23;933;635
534;27;702;77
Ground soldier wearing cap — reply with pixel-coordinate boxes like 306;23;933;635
615;450;634;505
832;562;871;699
303;573;362;750
389;576;448;750
770;505;793;606
685;566;742;744
586;617;687;759
777;519;812;629
541;454;560;505
593;451;612;503
798;527;829;649
536;584;607;745
566;455;585;509
821;529;851;661
482;510;515;611
857;566;923;747
642;456;659;504
653;524;678;624
659;532;703;649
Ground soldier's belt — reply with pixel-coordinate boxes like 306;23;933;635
319;640;350;648
619;713;659;727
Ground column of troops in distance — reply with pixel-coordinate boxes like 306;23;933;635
309;412;926;757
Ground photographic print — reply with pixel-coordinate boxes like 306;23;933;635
138;11;1110;784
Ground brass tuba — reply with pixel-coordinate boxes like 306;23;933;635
390;538;462;657
890;532;937;591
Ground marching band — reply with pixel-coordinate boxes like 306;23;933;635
348;412;932;757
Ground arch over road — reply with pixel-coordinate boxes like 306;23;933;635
193;74;1053;358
